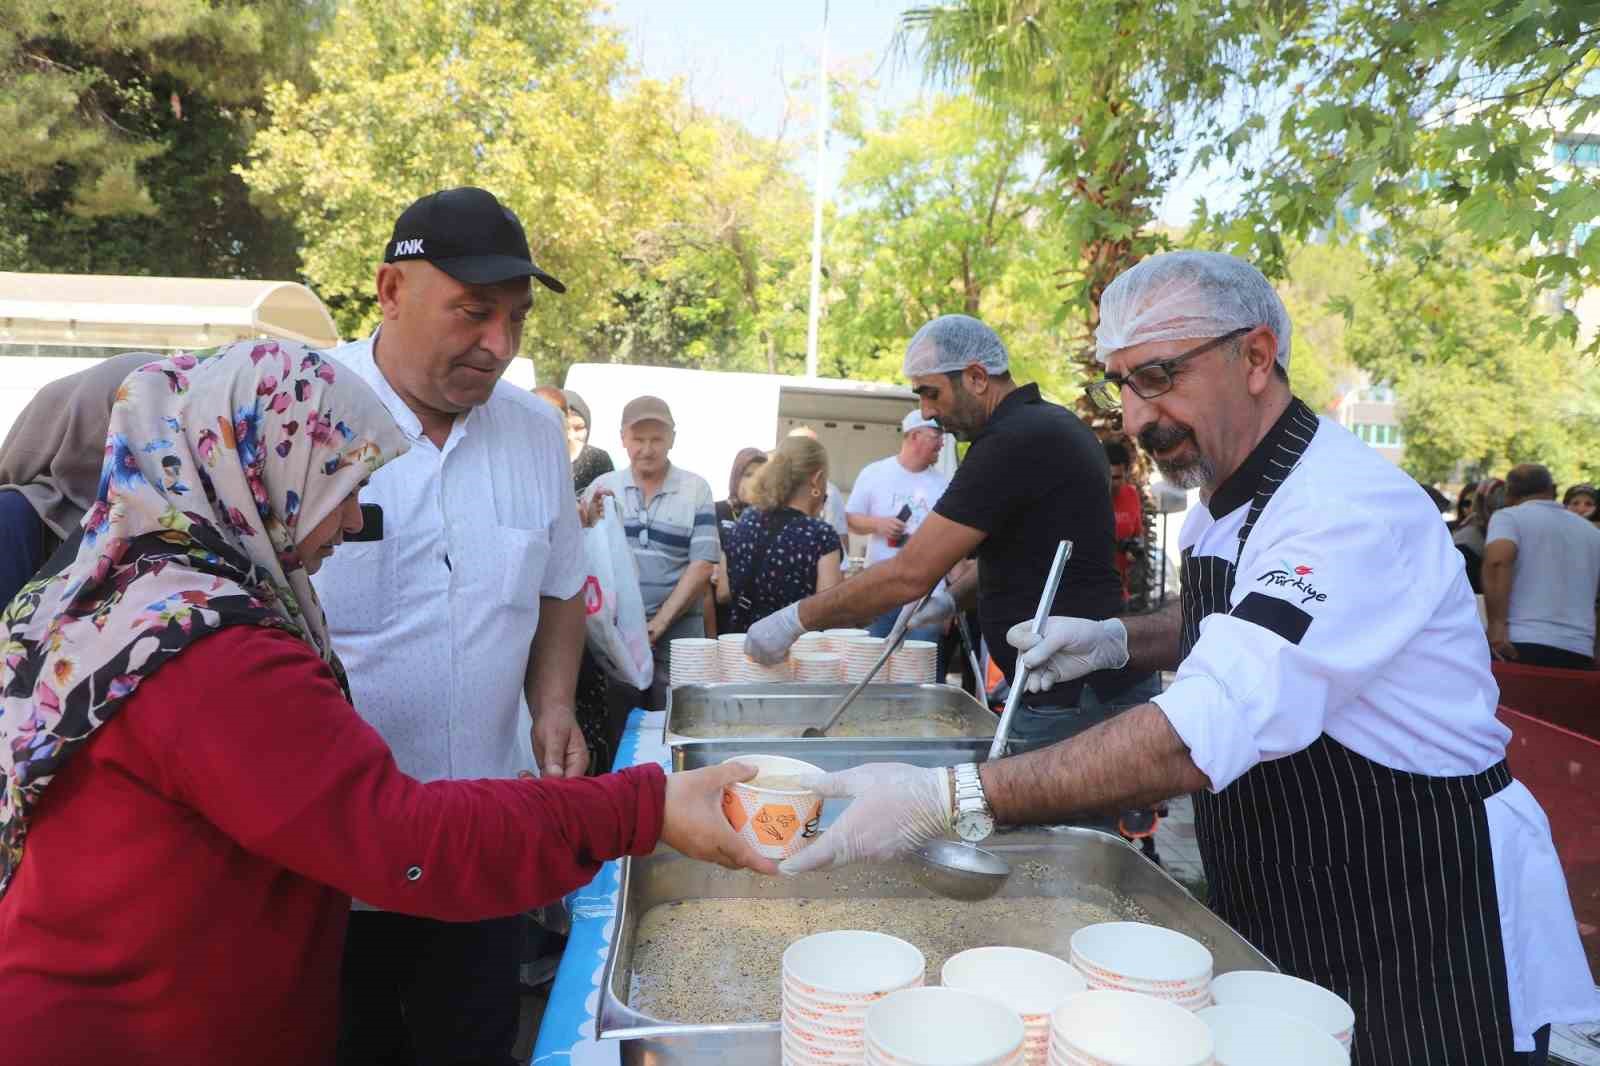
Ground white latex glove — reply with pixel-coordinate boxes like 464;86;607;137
1007;616;1130;693
896;588;955;632
778;763;952;875
745;602;806;665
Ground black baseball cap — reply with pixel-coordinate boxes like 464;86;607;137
383;186;566;293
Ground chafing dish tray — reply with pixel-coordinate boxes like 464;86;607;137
664;682;997;746
597;829;1273;1065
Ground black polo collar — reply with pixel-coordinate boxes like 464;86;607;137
969;382;1042;443
1206;397;1320;518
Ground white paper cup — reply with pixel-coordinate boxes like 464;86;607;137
942;946;1088;1021
866;986;1025;1066
784;930;926;999
1070;923;1212;993
1051;990;1213;1066
720;754;823;860
1207;971;1354;1048
1197;1004;1349;1065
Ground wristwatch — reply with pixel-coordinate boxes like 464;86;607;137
948;763;995;843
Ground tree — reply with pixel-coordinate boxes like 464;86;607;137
821;95;1081;398
242;0;691;380
898;0;1270;399
0;0;326;277
1335;236;1600;485
1201;0;1600;355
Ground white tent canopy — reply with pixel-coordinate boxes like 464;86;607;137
0;272;340;351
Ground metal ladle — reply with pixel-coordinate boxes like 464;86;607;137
910;540;1073;901
800;589;934;739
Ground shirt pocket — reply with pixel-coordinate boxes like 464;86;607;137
318;539;396;635
494;525;551;611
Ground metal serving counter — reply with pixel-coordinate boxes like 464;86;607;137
597;831;1274;1065
664;683;997;745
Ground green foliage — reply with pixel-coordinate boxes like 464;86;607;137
0;0;323;276
1340;238;1599;485
1204;0;1600;355
819;95;1080;399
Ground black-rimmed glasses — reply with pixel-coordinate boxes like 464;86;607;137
1086;327;1252;412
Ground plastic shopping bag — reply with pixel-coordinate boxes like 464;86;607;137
582;495;653;689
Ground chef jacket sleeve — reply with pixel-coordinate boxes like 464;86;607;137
1153;496;1445;791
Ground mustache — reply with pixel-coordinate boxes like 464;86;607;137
1138;422;1194;454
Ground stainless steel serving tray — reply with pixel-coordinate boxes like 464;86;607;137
671;736;999;777
597;831;1274;1065
664;682;997;746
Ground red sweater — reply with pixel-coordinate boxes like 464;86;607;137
0;625;665;1066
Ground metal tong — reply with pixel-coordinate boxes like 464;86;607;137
988;539;1072;760
801;588;935;738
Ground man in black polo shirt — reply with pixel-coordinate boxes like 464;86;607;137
746;314;1139;738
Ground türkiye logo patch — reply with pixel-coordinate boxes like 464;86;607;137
1257;559;1328;604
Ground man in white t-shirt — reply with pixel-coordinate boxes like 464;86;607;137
1484;462;1600;670
848;411;950;642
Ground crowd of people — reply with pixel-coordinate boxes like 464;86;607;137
0;186;1593;1066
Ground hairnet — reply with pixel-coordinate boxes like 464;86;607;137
901;314;1010;377
1094;251;1292;368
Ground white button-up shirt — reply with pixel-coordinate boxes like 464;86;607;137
313;332;585;785
1155;414;1598;1050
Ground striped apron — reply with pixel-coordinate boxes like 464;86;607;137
1181;404;1519;1065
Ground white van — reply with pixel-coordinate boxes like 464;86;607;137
560;363;958;513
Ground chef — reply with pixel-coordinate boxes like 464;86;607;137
777;252;1594;1066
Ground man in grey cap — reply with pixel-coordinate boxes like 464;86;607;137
746;313;1135;746
584;395;719;710
314;186;590;1066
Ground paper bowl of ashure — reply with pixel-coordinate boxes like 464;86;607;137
720;754;825;860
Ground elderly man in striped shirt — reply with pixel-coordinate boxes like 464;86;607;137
585;395;719;710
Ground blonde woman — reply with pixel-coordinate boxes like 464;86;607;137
715;436;843;633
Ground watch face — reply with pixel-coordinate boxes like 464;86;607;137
955;809;994;842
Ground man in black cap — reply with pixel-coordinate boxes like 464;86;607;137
314;187;587;1066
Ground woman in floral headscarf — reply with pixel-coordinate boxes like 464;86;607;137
0;341;770;1066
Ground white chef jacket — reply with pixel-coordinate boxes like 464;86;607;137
1154;415;1597;1050
313;332;586;786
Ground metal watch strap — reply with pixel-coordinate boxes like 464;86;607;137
952;762;992;819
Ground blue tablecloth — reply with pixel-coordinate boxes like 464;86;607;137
531;709;668;1066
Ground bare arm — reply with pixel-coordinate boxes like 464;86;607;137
847;512;892;536
526;592;589;777
1482;539;1517;659
944;561;979;612
981;703;1210;823
794;513;984;630
1122;601;1184;674
712;556;730;605
650;560;714;638
814;550;843;595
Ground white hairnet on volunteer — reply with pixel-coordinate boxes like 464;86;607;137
1094;251;1292;368
902;314;1010;377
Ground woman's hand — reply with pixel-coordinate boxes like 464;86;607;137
662;762;780;875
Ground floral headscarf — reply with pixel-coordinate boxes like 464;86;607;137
0;340;409;898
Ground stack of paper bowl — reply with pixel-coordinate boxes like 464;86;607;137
889;640;938;684
668;638;720;687
821;628;870;653
717;633;747;681
793;631;829;656
1207;971;1353;1052
865;986;1026;1066
841;636;888;683
1069;923;1213;1011
730;652;790;683
941;947;1087;1066
1197;1005;1349;1065
1050;989;1214;1066
792;651;844;684
782;930;925;1066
